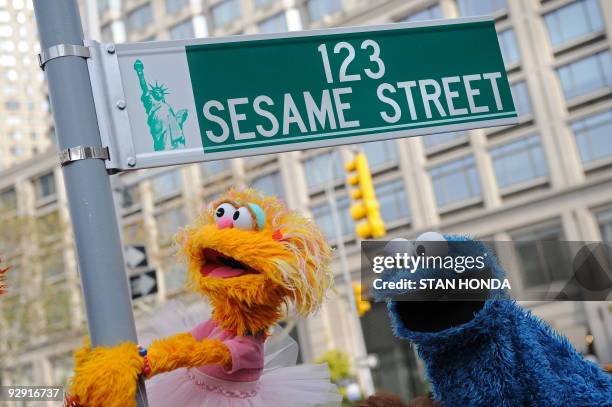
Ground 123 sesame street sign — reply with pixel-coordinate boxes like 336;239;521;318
88;17;517;171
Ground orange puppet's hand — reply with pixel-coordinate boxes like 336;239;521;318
67;339;144;407
147;332;232;376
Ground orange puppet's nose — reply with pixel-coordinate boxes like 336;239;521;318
217;217;234;229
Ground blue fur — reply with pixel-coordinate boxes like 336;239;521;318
387;235;612;407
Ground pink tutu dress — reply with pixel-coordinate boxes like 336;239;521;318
143;302;341;407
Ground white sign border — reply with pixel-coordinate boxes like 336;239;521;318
89;15;514;171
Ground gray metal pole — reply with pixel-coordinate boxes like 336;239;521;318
32;1;148;405
325;149;375;397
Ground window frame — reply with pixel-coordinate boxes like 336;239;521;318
309;193;354;244
542;0;605;53
569;108;612;168
126;3;154;33
555;49;612;103
509;221;570;289
428;154;482;211
249;170;285;199
489;133;549;193
211;0;243;29
32;171;57;207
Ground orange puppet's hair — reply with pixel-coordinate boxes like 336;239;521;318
181;188;334;318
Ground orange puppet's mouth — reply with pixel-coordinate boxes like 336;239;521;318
200;248;259;279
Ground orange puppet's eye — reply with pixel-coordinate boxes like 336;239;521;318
215;202;236;229
233;207;256;230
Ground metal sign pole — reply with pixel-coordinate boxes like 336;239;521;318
325;149;375;397
32;1;148;405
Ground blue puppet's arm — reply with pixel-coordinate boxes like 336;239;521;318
389;298;612;407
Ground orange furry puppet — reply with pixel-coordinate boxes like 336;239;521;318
65;188;341;407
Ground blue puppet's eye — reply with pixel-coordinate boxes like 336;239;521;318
414;232;448;257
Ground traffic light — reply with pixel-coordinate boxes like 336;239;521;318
345;152;386;239
353;282;371;317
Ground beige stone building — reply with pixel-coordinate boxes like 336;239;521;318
1;0;612;403
0;0;52;170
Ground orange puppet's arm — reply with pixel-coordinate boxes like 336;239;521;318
68;341;144;407
66;334;231;407
147;332;232;376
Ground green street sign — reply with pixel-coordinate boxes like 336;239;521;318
89;17;517;171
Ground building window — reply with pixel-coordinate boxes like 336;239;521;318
497;28;520;66
98;0;109;13
10;146;24;157
598;208;612;241
490;134;548;190
166;0;189;14
310;196;352;241
200;160;231;180
571;109;612;165
169;20;194;40
429;155;481;208
0;25;12;37
122;184;141;209
51;354;73;388
45;286;71;331
457;0;506;16
33;171;56;201
45;250;65;280
0;186;17;212
303;152;344;190
164;262;185;292
556;50;612;101
376;179;410;224
123;221;145;245
251;171;285;198
151;170;182;200
544;0;604;49
127;3;153;33
511;223;570;288
2;364;34;387
101;24;113;42
308;0;343;22
258;13;287;33
155;207;186;245
422;131;467;149
362;140;397;170
402;5;442;22
5;100;19;110
212;0;242;28
510;81;532;117
35;211;61;241
0;54;16;67
254;0;274;7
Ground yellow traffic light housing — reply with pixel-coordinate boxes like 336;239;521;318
345;153;386;239
353;282;371;317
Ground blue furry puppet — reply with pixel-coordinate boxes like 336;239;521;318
376;233;612;407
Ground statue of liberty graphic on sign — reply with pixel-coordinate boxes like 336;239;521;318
134;59;188;151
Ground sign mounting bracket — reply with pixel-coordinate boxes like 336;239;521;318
58;146;110;167
38;43;91;70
